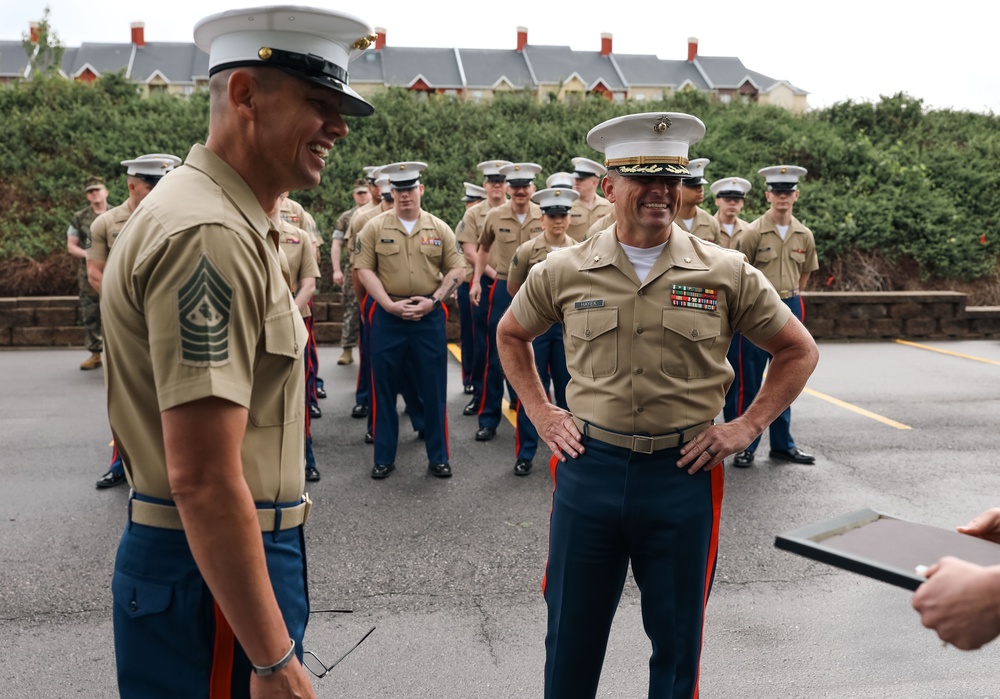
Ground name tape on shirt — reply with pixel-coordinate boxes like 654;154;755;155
574;299;605;309
670;284;717;311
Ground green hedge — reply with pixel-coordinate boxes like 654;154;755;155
2;74;998;283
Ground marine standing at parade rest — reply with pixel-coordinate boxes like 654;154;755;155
676;157;721;243
331;178;373;366
504;186;578;476
67;176;111;370
456;159;510;416
99;7;376;696
730;165;819;468
348;171;426;444
276;193;323;483
710;176;758;432
355;162;466;480
87;153;181;489
455;181;486;396
567;157;613;242
280;196;325;416
496;112;819;699
344;167;387;422
711;176;751;250
470;162;544;442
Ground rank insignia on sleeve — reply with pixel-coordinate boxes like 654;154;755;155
670;284;718;311
354;238;362;255
511;253;519;268
178;255;232;365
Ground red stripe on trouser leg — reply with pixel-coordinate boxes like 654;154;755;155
210;601;234;699
477;280;499;413
540;453;560;595
692;464;725;699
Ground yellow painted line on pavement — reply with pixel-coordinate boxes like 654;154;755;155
448;343;516;426
894;339;1000;366
801;386;912;430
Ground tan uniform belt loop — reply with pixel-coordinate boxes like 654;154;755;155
777;289;800;299
571;417;712;454
129;493;312;532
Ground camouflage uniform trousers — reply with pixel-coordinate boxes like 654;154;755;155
340;255;360;349
78;262;102;353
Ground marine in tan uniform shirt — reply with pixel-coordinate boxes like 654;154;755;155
739;210;818;296
496;112;819;698
354;161;466;478
566;156;613;243
710;177;751;250
477;198;544;281
101;8;377;695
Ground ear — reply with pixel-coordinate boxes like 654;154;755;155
602;175;616;203
228;70;258;120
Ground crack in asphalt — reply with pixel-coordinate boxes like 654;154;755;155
473;596;500;665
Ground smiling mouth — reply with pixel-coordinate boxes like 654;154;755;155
308;144;330;158
642;203;670;209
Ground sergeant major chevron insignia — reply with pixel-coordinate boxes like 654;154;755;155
179;255;232;365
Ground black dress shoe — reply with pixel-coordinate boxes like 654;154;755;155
769;447;816;464
463;398;478;416
364;431;374;444
428;462;452;478
95;470;127;489
305;466;321;482
371;463;395;479
732;451;755;468
351;404;369;419
315;386;327;400
463;384;474;395
475;427;496;441
513;458;533;476
416;430;425;440
309;404;322;419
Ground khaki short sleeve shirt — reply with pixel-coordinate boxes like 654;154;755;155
87;201;133;262
345;202;382;263
480;202;544;279
101;144;307;503
510;225;791;432
679;207;721;244
279;220;321;318
739;211;819;292
715;215;747;250
567;196;614;243
355;210;465;297
585;211;616;241
507;236;558;293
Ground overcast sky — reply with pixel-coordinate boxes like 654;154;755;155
5;1;998;115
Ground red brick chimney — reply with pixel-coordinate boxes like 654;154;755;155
131;22;145;47
517;26;528;52
375;27;386;50
601;32;612;56
687;37;698;62
29;22;39;44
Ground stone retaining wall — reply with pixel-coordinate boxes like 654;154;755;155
3;291;999;347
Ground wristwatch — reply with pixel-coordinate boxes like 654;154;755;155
431;296;442;308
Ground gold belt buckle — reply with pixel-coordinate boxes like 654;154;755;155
631;435;654;454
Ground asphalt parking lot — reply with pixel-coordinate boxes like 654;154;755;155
2;339;999;698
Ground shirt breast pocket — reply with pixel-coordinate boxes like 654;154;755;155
565;307;618;378
661;309;722;378
249;308;306;427
755;247;778;264
789;249;807;265
375;242;402;276
420;245;443;261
